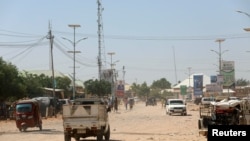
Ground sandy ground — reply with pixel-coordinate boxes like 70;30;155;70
0;101;207;141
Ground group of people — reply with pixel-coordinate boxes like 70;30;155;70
104;96;135;112
105;97;118;113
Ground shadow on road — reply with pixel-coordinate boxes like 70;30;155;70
1;128;63;135
80;139;122;141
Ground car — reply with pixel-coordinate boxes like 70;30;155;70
146;97;157;106
58;99;72;105
228;96;240;100
201;97;215;105
166;99;187;116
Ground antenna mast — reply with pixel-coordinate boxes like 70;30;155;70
97;0;106;80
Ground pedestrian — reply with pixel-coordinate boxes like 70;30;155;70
114;97;118;112
124;97;128;110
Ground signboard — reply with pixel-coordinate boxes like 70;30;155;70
101;69;113;82
193;75;203;96
206;84;222;92
210;75;217;83
221;61;235;87
180;85;187;95
116;80;125;98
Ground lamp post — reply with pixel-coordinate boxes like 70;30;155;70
63;24;87;100
187;67;192;100
211;39;228;75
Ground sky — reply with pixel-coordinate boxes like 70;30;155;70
0;0;250;86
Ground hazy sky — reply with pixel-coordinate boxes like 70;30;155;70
0;0;250;86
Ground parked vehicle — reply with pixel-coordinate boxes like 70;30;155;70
15;99;42;132
59;99;72;105
198;98;250;137
146;97;157;106
166;99;187;116
32;97;60;118
201;97;215;105
62;98;110;141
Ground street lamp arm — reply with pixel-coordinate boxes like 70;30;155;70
76;37;88;44
62;37;73;44
222;50;229;54
236;10;250;18
211;49;219;55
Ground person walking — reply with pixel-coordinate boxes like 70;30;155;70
114;97;118;112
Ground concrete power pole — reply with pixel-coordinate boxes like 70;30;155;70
97;0;106;80
46;22;56;117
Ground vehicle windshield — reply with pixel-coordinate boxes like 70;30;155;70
170;100;184;105
203;98;214;101
16;104;32;113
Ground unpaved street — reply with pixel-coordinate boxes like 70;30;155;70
0;101;206;141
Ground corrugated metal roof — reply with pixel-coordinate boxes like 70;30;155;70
173;73;211;89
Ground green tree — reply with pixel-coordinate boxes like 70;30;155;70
21;72;45;98
55;76;71;89
130;82;140;97
236;78;249;86
140;82;150;98
149;78;172;99
151;78;171;89
0;57;26;101
84;79;111;97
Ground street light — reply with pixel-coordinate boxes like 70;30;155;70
211;39;228;75
107;52;116;99
62;24;87;100
187;67;192;100
236;11;250;32
236;10;250;18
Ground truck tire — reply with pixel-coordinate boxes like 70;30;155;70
97;133;103;141
104;125;110;140
39;124;42;131
64;133;71;141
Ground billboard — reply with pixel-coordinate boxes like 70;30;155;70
193;75;203;96
101;69;113;82
180;85;187;95
116;80;125;98
221;61;235;87
209;75;223;93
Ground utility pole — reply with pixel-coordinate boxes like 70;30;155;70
187;67;192;100
123;66;126;85
108;52;115;99
123;66;126;96
46;21;56;117
97;0;106;80
172;46;178;85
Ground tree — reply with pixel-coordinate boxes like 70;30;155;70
140;82;150;98
0;57;26;101
236;78;249;86
151;78;171;89
84;79;111;97
20;71;72;98
149;78;172;99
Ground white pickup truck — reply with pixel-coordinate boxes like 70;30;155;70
166;99;187;116
62;98;110;141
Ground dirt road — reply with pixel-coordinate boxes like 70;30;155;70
0;101;206;141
